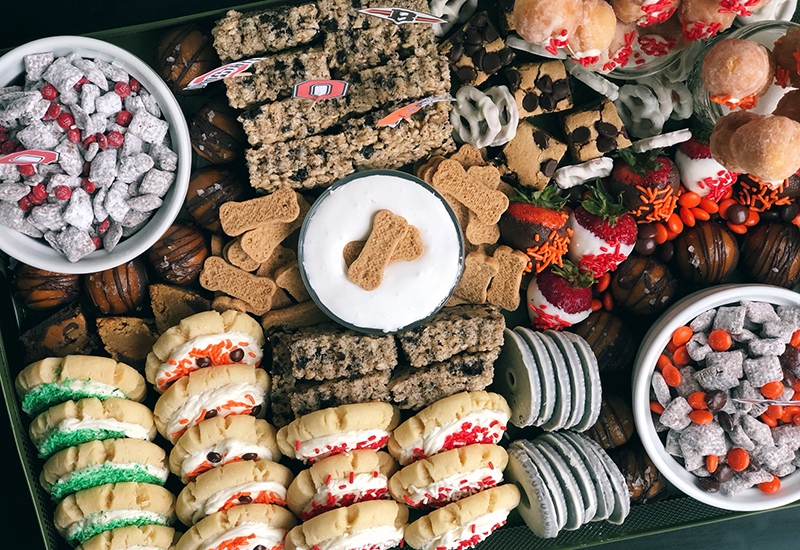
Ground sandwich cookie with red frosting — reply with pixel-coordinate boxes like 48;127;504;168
388;391;510;466
170;415;281;484
154;363;270;444
389;444;508;509
176;459;293;526
146;310;265;393
287;449;398;520
176;504;296;550
404;484;520;550
277;403;401;464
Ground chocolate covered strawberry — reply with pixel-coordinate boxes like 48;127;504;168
674;136;737;201
608;148;679;223
568;182;637;277
498;184;573;273
527;261;594;330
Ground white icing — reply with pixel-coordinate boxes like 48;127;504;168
419;510;509;550
406;467;502;506
568;48;603;62
308;473;389;513
50;417;152;442
181;440;275;481
127;547;164;550
674;149;734;197
167;383;265;440
156;332;262;391
526;277;591;328
553;158;614;189
66;510;167;541
296;429;391;463
505;35;567;59
631;128;692;153
565;60;620;101
301;173;462;333
398;411;508;465
201;523;287;550
738;0;797;24
721;82;796;117
63;379;126;398
293;525;404;550
194;481;288;523
567;216;634;274
54;462;168;489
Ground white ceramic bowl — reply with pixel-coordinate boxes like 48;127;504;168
0;36;190;274
633;284;800;511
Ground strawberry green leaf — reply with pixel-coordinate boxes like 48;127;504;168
513;183;568;211
582;180;628;226
615;147;663;177
550;259;596;288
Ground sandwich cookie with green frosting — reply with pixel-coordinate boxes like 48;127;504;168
76;525;177;550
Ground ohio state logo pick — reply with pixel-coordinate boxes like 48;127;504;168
292;80;349;101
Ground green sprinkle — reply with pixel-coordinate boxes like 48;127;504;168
37;429;127;459
22;382;125;416
49;462;167;501
68;514;172;545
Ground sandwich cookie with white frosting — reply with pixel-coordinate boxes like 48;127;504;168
277;402;401;464
29;397;156;459
54;481;176;546
76;525;177;550
154;363;270;444
41;439;169;502
404;484;520;550
287;449;398;520
176;459;293;526
146;310;265;393
389;444;508;509
170;415;281;484
176;504;296;550
388;391;511;466
16;355;146;417
284;500;408;550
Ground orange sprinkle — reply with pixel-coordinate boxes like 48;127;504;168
633;185;678;223
525;230;572;274
736;177;791;212
710;92;758;110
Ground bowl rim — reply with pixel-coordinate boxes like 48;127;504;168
0;35;190;274
632;284;800;511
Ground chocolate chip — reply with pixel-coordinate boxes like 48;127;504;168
229;348;245;362
196;356;212;368
450;31;464;44
532;130;548;149
714;463;734;483
705;389;727;413
595;121;619;138
535;74;553;93
250;404;262;416
465;28;482;45
482;52;501;74
207;451;222;463
238;495;253;504
482;25;499;42
541;159;558;177
448;42;464;64
242;452;259;460
464;42;482;56
552;80;570;101
254;546;266;550
571;126;590;145
505;69;521;90
718;410;734;432
596;136;616;153
470;48;485;69
499;48;515;65
699;477;720;493
456;66;478;83
522;92;539;112
539;93;556;111
204;409;218;419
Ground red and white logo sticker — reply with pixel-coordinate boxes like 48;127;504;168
358;7;446;24
0;150;60;165
376;97;454;128
293;80;349;101
184;57;270;90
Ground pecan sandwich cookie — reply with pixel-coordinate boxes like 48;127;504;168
146;310;265;393
29;397;156;459
42;439;169;502
54;481;176;546
287;449;398;520
170;415;281;483
176;459;293;526
389;444;508;509
388;391;511;466
284;500;408;550
404;484;519;550
16;355;146;417
76;525;177;550
277;402;401;464
176;504;296;550
154;363;270;444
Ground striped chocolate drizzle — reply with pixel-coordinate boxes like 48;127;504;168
151;225;208;283
743;223;800;288
186;169;246;232
156;24;217;88
613;257;676;315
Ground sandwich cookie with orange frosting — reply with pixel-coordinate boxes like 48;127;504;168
176;504;296;550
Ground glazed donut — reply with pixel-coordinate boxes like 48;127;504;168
629;15;684;67
729;115;800;181
451;86;502;148
772;26;800;88
709;110;764;173
773;89;800;123
588;19;637;73
514;0;582;54
678;0;736;41
568;0;617;67
612;0;680;26
702;38;775;110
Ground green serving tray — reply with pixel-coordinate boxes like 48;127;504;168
1;2;800;549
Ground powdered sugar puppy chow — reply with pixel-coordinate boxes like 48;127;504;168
514;0;582;55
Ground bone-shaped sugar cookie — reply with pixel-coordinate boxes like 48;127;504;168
342;226;424;267
200;256;277;315
219;188;300;236
240;195;310;263
347;210;409;291
486;245;529;311
432;159;509;225
455;250;500;304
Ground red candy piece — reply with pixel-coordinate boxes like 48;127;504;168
95;133;108;150
54;185;72;200
41;84;58;100
1;140;17;155
129;78;140;93
57;112;75;130
82;178;96;193
27;191;44;205
68;128;81;144
98;219;110;234
32;183;47;199
107;131;124;148
92;236;102;249
18;164;36;177
74;77;88;90
116;110;132;127
44;102;61;120
114;81;131;98
18;196;32;212
0;134;7;144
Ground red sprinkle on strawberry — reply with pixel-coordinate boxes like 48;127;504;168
527;261;593;329
675;136;737;201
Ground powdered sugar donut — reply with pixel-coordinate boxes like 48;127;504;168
612;0;680;26
729;115;800;181
702;38;775;110
774;89;800;123
568;0;617;67
709;110;764;173
678;0;736;41
514;0;582;55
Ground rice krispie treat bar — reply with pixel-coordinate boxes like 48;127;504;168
212;4;322;62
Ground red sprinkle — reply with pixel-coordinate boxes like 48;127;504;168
18;164;35;177
114;81;131;97
54;185;72;200
116;110;133;127
41;84;58;100
57;112;75;129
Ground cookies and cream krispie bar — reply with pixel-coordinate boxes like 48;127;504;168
212;3;322;62
239;55;451;146
224;47;331;108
